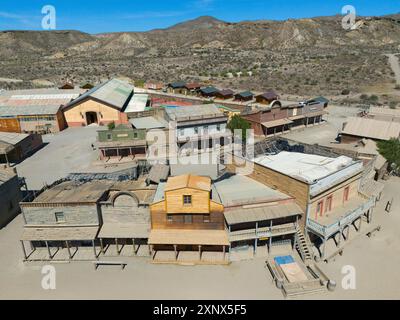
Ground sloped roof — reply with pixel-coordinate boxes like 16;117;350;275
63;78;134;111
169;81;186;88
218;89;235;96
200;86;219;94
235;91;254;98
257;90;278;100
0;104;61;117
342;117;400;141
165;175;211;192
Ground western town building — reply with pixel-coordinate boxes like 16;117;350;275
234;91;254;102
97;124;147;161
0;166;22;228
199;86;219;98
365;106;400;123
149;175;229;264
215;89;235;100
0;132;43;164
166;82;187;95
213;174;303;256
62;79;133;127
0;88;79;133
341;117;400;143
255;90;279;105
242;99;327;137
163;104;232;156
20;180;113;261
227;142;380;260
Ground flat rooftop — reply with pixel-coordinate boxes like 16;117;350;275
214;174;290;207
253;151;356;183
32;180;114;204
165;104;225;121
0;132;29;146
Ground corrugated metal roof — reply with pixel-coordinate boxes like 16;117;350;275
21;226;99;241
63;78;134;111
224;202;302;225
342;117;400;141
0;104;61;116
200;86;218;94
124;94;149;113
0;131;29;145
236;91;254;98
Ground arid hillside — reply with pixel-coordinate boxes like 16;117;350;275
1;15;400;102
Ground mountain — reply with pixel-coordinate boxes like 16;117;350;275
1;15;400;100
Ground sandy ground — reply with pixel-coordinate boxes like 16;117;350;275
15;126;99;190
385;53;400;86
0;177;399;300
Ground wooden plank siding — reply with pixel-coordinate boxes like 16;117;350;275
0;118;21;133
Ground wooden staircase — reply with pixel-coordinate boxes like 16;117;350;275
295;226;313;263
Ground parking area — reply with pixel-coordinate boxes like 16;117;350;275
15;126;100;190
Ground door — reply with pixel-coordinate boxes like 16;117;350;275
85;112;98;125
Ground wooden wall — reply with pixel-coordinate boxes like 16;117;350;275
151;211;225;230
0;118;21;133
165;187;211;214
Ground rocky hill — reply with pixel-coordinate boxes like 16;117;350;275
1;15;400;100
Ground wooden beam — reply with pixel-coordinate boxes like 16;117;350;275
45;241;52;259
20;241;27;260
173;245;178;261
66;241;72;260
99;238;104;254
132;238;137;256
115;238;120;255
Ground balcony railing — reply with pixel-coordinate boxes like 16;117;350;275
229;223;297;242
307;197;375;238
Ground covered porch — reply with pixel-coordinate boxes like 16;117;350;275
97;223;151;257
148;229;230;265
20;226;100;262
262;119;293;137
307;195;376;260
98;140;147;161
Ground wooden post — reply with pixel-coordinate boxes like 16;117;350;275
173;245;178;261
66;241;72;260
337;229;342;247
5;153;9;166
100;238;104;254
269;220;273;252
223;245;226;262
115;238;119;255
45;241;52;259
198;245;202;261
322;238;326;260
132;239;137;256
346;225;350;240
254;222;258;255
358;217;362;232
20;241;27;260
92;240;97;259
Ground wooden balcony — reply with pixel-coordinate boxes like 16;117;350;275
229;222;297;242
307;196;375;239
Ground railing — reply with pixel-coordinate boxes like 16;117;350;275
229;223;297;241
307;197;375;238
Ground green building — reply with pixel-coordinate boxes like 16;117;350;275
97;124;148;160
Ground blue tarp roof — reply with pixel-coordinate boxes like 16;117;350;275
274;255;295;266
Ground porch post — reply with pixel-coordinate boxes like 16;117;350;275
269;220;273;253
321;237;326;260
20;241;27;260
132;238;137;256
92;240;97;259
115;238;120;255
223;245;226;262
254;222;258;256
99;238;105;254
198;245;202;261
45;241;52;259
358;217;362;232
173;245;178;261
66;241;72;260
346;225;350;240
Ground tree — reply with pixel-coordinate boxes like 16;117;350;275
107;121;116;130
377;138;400;173
227;115;251;142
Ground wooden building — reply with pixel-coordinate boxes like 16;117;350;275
97;124;147;161
167;82;187;95
0;132;43;164
59;82;75;90
0;166;22;228
234;91;254;102
256;90;279;105
144;82;164;91
227;149;379;260
183;83;201;95
20;180;113;261
62;78;133;127
215;89;235;100
149;175;229;264
199;86;219;98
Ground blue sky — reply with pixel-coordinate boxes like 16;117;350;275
0;0;398;33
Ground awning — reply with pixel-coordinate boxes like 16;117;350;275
97;140;146;149
305;110;328;118
224;202;303;225
289;115;305;121
148;229;230;246
261;118;293;128
98;223;150;239
21;226;99;241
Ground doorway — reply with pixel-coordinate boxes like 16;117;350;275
86;112;98;125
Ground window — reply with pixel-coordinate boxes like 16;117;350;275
325;195;333;213
106;133;112;140
343;186;350;203
203;215;211;223
216;124;221;131
203;125;209;134
55;212;65;223
133;132;138;139
194;127;199;134
316;201;324;219
183;195;192;206
184;215;193;224
167;214;173;223
180;129;185;136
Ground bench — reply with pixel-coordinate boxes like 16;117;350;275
93;261;127;270
367;226;381;238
